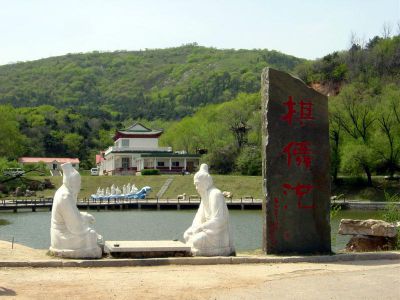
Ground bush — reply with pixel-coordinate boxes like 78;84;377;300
235;146;262;175
140;169;160;175
203;145;238;174
382;191;400;249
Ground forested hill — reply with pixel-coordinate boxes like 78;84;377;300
0;44;304;120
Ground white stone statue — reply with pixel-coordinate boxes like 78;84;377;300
126;183;131;193
96;187;101;196
131;184;138;193
50;163;102;258
105;187;110;196
115;186;121;195
122;185;127;195
110;184;116;195
183;164;235;256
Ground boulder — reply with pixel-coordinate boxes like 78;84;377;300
15;187;25;197
346;235;397;252
339;219;398;237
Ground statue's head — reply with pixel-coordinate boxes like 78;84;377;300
194;164;213;193
61;163;81;195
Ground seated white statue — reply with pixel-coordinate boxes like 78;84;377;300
184;164;235;256
50;163;102;258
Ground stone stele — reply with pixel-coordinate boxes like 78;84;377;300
338;219;398;237
49;162;102;258
184;164;235;256
261;68;331;254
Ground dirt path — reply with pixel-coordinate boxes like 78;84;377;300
1;261;399;299
1;241;399;299
0;241;48;261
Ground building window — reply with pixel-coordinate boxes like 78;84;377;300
157;161;165;167
172;161;179;167
122;157;130;169
144;160;153;168
121;139;129;147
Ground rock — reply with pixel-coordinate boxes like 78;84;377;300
15;187;24;197
43;179;55;189
24;190;36;197
222;191;232;199
339;219;398;237
345;235;397;252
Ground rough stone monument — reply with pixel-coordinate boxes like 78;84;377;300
261;68;331;254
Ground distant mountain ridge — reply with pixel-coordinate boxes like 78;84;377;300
0;44;305;120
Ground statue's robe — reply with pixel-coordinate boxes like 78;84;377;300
50;186;102;258
184;188;235;256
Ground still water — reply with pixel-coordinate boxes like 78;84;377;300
0;209;382;252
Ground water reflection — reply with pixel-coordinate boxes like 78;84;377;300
0;209;382;252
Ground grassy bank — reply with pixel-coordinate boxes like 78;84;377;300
6;174;263;200
331;176;400;201
1;175;398;201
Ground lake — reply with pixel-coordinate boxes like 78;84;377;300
0;209;382;253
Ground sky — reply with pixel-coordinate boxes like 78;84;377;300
0;0;399;65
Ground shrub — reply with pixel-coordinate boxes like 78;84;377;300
235;146;262;175
382;191;400;249
140;169;160;175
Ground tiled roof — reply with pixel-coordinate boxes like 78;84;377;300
18;157;80;164
96;154;104;164
117;123;163;135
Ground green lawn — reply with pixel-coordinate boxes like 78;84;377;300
17;174;263;200
163;175;263;199
3;174;399;201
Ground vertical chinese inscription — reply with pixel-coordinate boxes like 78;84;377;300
261;68;331;254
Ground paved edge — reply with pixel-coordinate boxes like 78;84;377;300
1;252;400;268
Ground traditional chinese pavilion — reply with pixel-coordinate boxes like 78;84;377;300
99;123;200;175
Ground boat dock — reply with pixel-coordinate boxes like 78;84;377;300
0;197;262;212
1;198;398;213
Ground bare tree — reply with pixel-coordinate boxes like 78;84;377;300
382;22;392;38
338;99;375;143
397;21;400;36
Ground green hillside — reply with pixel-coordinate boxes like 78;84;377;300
0;44;304;120
1;34;400;185
295;34;400;185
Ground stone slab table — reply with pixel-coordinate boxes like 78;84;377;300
104;240;192;258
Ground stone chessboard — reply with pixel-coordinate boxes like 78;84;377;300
104;240;192;258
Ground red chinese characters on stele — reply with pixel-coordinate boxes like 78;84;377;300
282;141;312;169
268;95;317;246
280;96;314;126
282;183;315;209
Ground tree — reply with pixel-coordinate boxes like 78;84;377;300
63;133;84;156
341;143;377;186
236;146;262;175
373;85;400;177
334;84;376;186
0;105;26;159
329;113;342;183
375;112;400;177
